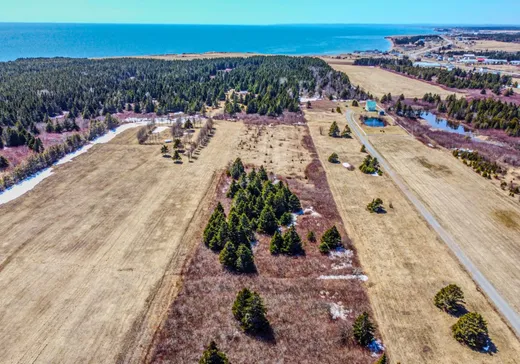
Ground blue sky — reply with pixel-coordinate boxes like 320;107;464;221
1;0;519;25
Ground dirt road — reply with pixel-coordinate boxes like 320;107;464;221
0;121;243;363
345;109;520;336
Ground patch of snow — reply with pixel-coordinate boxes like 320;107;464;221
368;339;385;356
152;126;169;134
0;169;54;205
371;172;380;177
329;248;353;259
55;144;94;165
303;206;321;217
329;302;351;320
164;139;172;143
92;123;140;144
342;162;354;170
318;274;368;281
300;96;322;103
331;262;352;270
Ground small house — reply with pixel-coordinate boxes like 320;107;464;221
365;100;377;112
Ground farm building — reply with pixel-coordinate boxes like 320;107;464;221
483;59;508;65
511;60;520;66
413;61;442;68
365;100;377;112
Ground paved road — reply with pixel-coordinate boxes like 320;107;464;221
409;35;453;59
345;109;520;336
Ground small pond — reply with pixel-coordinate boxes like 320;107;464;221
364;118;385;127
420;112;472;136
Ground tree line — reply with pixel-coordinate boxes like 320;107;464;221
355;57;513;90
443;50;520;61
0;56;365;154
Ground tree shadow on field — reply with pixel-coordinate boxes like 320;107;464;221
247;324;276;344
448;304;469;318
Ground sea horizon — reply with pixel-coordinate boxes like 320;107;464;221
0;23;439;61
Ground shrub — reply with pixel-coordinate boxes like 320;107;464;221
434;284;464;313
360;144;366;153
366;198;384;213
319;225;342;253
352;100;359;107
341;125;351;138
281;225;304;255
328;153;340;164
353;312;375;347
233;288;252;321
329;121;340;137
199;340;229;364
160;145;168;155
279;212;293;226
336;106;341;113
452;312;489;350
172;150;181;161
307;231;316;243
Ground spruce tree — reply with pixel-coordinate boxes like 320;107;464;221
282;226;303;255
287;193;301;212
227;180;240;198
235;244;255;273
353;312;375;347
232;288;252;321
307;231;316;243
199;340;229;364
434;284;464;313
241;292;269;334
257;205;278;235
230;158;245;179
210;223;229;251
219;241;237;270
258;165;268;181
375;353;388;364
269;230;283;254
279;212;293;226
329;121;340;137
319;225;342;254
452;312;489;350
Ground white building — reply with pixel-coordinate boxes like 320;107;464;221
483;59;508;65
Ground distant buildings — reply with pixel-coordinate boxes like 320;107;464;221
365;100;377;112
413;61;442;68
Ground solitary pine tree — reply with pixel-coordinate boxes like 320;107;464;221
452;312;489;350
172;150;181;162
232;288;252;321
282;226;303;255
434;284;464;313
353;312;375;347
161;145;168;155
269;230;283;254
199;341;229;364
329;121;340;137
241;292;269;334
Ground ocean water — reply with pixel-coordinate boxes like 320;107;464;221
0;23;436;61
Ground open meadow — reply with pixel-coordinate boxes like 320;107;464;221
325;62;464;99
0;120;244;363
304;100;520;363
150;122;381;363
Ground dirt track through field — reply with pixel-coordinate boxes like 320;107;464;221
305;102;520;363
0;121;243;363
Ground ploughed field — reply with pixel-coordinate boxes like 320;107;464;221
0;121;242;363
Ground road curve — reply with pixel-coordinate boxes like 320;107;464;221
345;109;520;336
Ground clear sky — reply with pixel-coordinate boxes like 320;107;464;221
1;0;519;25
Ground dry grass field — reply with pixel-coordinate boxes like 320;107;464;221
371;134;520;315
326;63;464;99
304;100;520;363
150;123;384;363
0;120;244;363
452;40;520;52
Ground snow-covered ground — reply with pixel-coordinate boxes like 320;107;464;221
152;126;169;134
0;123;141;205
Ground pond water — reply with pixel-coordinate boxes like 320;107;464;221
420;112;472;136
364;118;385;127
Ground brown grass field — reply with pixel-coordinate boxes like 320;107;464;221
0;120;244;363
325;62;464;99
451;39;520;52
150;124;380;363
304;100;520;363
